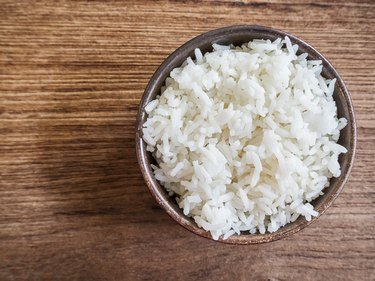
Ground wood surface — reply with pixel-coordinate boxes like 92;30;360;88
0;0;374;280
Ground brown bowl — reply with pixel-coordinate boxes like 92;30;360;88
135;25;357;244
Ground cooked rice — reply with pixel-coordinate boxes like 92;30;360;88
142;37;347;240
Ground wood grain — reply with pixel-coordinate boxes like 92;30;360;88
0;0;374;280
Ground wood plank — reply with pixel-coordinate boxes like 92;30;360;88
0;0;374;280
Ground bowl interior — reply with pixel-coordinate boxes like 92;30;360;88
136;25;356;244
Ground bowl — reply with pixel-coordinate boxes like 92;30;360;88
135;25;357;244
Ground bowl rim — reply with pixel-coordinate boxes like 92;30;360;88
135;25;357;244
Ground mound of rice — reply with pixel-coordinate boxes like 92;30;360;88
142;37;347;240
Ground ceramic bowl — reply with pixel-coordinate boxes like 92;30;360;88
135;25;356;244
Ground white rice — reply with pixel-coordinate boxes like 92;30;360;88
142;37;347;240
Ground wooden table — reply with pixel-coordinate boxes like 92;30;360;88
1;0;374;280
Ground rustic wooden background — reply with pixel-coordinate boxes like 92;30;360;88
0;0;374;280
